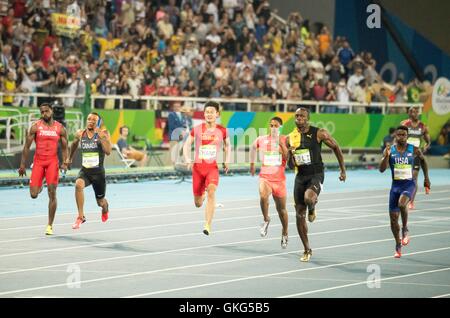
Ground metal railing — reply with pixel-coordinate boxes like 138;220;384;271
0;100;84;153
89;94;423;114
0;109;29;153
0;92;423;114
0;92;424;114
0;92;86;108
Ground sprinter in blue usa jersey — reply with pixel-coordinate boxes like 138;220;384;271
379;125;431;258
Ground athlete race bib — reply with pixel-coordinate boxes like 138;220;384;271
294;149;312;166
199;145;217;160
82;152;100;168
393;163;413;180
407;137;421;148
263;151;282;166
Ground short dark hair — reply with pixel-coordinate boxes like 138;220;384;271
397;125;409;133
89;112;101;119
389;127;396;134
271;117;283;125
204;101;220;112
120;125;129;134
89;112;102;125
296;107;310;119
39;103;53;109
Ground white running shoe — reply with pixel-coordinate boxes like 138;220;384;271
281;235;288;249
260;219;270;237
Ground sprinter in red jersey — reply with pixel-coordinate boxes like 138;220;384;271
18;103;69;235
400;107;431;209
250;117;289;249
183;101;231;236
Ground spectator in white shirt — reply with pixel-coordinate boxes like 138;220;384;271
347;67;364;95
207;0;220;26
127;71;142;100
336;79;350;113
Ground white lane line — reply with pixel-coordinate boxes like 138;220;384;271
279;267;450;298
1;230;449;297
2;195;448;244
0;211;389;258
432;293;450;298
0;209;345;244
1;188;447;222
0;199;390;243
332;197;450;211
1;192;447;233
125;244;450;298
0;204;349;231
2;204;449;257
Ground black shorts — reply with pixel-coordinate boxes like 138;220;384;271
78;169;106;199
413;156;421;171
294;173;324;206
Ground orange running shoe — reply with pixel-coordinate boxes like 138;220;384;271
102;211;109;222
394;244;402;258
402;228;410;246
72;216;86;230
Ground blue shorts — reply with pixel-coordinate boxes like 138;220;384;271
389;180;416;213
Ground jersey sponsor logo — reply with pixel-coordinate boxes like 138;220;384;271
393;157;410;165
408;128;422;135
38;130;58;137
81;142;99;150
201;134;220;142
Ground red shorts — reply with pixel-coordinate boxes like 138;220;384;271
30;158;59;188
260;178;287;198
192;164;219;197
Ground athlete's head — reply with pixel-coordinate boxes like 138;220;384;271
39;103;53;123
120;126;129;137
408;107;419;121
87;112;101;131
396;125;409;145
295;107;310;129
270;117;283;136
204;101;220;124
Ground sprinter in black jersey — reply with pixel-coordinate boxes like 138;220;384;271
287;108;346;262
66;112;112;229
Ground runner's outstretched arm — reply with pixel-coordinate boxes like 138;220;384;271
423;126;431;153
60;126;69;170
98;129;112;156
223;137;231;174
183;135;194;168
18;124;37;176
249;139;258;176
415;147;431;188
379;144;391;173
319;128;346;181
67;130;82;166
286;136;295;170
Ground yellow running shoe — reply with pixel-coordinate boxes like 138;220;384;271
45;225;53;236
300;249;312;262
203;223;211;236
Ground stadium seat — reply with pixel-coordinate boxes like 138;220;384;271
113;144;136;168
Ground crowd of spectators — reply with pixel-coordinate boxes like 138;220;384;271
0;0;432;113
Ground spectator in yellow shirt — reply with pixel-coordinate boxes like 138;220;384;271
3;71;17;106
96;32;122;59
